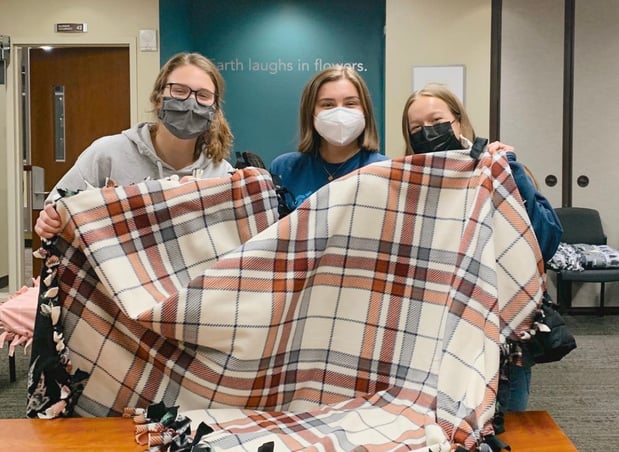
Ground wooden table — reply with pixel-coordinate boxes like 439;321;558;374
499;410;578;451
0;416;142;451
0;411;576;451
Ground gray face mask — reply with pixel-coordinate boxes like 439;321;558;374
158;97;216;140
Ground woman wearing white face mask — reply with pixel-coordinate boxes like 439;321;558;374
270;66;387;210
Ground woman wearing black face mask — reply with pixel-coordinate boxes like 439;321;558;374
35;52;235;240
402;83;475;155
401;83;563;417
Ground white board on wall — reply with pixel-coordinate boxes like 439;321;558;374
412;65;465;104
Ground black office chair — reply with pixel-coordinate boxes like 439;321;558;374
549;207;619;315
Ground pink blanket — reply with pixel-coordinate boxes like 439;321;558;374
0;278;38;356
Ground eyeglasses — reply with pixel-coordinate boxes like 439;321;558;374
166;83;216;107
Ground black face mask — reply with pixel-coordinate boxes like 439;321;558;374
409;121;463;154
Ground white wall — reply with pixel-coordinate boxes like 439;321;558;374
500;0;564;208
501;0;619;308
385;0;492;158
1;0;160;291
570;0;619;307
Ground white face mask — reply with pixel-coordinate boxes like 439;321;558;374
314;107;366;146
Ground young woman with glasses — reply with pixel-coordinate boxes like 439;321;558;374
34;52;235;239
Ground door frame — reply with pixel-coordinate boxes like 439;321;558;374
5;36;138;293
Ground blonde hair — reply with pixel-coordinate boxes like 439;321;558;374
401;83;475;155
298;65;380;153
149;52;233;163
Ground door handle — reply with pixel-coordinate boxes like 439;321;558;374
576;175;589;187
31;165;49;209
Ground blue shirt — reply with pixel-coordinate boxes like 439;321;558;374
270;149;388;210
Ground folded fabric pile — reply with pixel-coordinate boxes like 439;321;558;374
577;244;619;269
27;150;543;451
547;242;619;271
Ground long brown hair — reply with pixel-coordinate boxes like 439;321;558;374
150;52;233;162
298;65;380;153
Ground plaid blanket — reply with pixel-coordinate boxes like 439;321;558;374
28;150;543;450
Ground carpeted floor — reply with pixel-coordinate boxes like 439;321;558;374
528;315;619;451
0;348;29;418
1;314;616;450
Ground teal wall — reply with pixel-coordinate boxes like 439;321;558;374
159;0;385;167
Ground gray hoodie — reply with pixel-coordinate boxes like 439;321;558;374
47;122;234;202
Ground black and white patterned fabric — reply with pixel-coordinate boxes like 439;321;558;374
547;242;619;271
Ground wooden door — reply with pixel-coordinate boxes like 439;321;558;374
29;47;130;277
